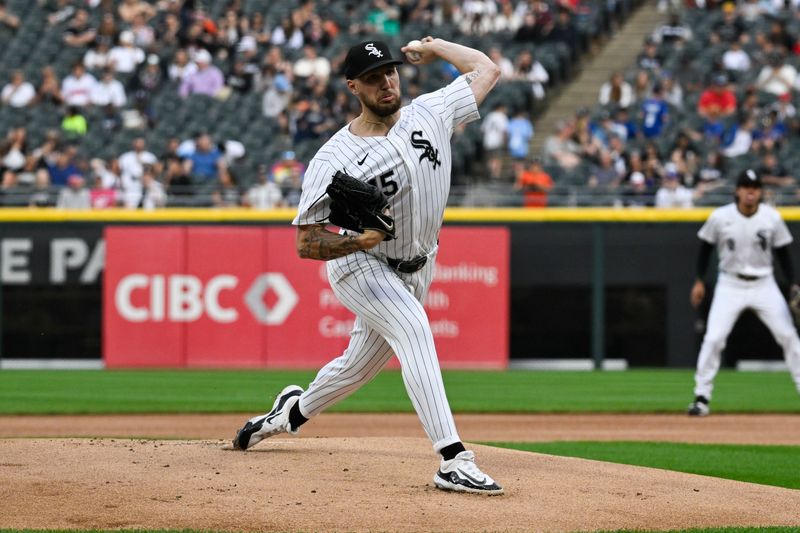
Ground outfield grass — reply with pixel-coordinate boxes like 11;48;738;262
491;441;800;490
606;529;800;533
0;369;798;414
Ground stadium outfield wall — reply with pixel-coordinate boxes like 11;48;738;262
1;208;798;369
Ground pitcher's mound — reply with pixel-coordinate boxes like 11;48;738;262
1;437;798;532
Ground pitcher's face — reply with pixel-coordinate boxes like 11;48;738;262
349;65;402;117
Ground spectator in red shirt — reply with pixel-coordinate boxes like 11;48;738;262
515;158;554;208
698;74;737;119
89;174;118;209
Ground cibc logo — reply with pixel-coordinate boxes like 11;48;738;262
114;273;298;324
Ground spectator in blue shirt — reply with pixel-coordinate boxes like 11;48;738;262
507;109;534;161
188;133;222;182
46;147;81;187
752;109;787;153
641;84;669;138
702;110;726;146
614;107;637;141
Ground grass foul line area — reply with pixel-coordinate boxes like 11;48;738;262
490;441;800;490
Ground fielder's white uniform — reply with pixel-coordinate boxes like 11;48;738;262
694;202;800;398
291;74;479;452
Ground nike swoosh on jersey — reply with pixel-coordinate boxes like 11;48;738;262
357;154;368;165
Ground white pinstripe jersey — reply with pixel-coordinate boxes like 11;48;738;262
292;74;479;260
698;202;793;277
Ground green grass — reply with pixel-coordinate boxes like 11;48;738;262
491;441;800;490
0;369;798;414
605;529;800;533
605;530;800;533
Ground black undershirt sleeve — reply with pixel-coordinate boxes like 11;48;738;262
774;245;795;285
696;241;713;281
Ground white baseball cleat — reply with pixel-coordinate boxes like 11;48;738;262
434;450;504;495
232;385;303;450
687;396;710;416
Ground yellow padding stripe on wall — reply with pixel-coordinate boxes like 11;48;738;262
4;207;800;223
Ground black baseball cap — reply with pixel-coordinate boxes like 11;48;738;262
343;41;403;80
736;169;762;188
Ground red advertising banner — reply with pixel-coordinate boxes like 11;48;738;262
104;226;508;369
261;228;352;368
103;226;186;367
428;227;509;368
184;227;265;367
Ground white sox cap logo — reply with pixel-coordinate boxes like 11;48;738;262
365;43;383;58
344;40;401;79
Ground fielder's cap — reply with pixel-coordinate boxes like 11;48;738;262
147;54;160;65
119;30;134;44
736;168;762;188
343;40;403;80
664;162;679;177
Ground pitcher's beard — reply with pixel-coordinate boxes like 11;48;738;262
364;98;401;117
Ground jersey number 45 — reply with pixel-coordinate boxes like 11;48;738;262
367;170;398;197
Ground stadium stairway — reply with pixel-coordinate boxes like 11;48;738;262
531;0;665;156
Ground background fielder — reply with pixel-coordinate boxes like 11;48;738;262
233;37;504;495
688;169;800;416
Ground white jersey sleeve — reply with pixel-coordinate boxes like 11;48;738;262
773;209;793;248
697;208;721;244
414;74;480;136
292;157;335;226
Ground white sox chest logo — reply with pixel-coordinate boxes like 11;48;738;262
411;130;441;169
365;43;382;57
756;229;769;251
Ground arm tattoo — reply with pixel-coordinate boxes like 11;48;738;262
298;225;362;261
465;69;480;84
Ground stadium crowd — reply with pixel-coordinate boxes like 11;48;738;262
535;0;800;207
8;0;771;209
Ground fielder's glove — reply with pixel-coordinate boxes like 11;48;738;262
790;284;800;325
326;170;396;240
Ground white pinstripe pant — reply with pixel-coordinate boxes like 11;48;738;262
297;251;461;452
694;273;800;399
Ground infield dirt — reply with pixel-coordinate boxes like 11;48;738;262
1;414;799;532
2;412;799;444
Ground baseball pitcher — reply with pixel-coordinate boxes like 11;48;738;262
232;38;503;495
688;169;800;415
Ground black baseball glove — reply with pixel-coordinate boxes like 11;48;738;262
326;170;396;240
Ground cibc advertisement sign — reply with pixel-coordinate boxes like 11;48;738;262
103;226;509;368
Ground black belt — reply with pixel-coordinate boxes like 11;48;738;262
735;274;760;281
386;254;428;273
